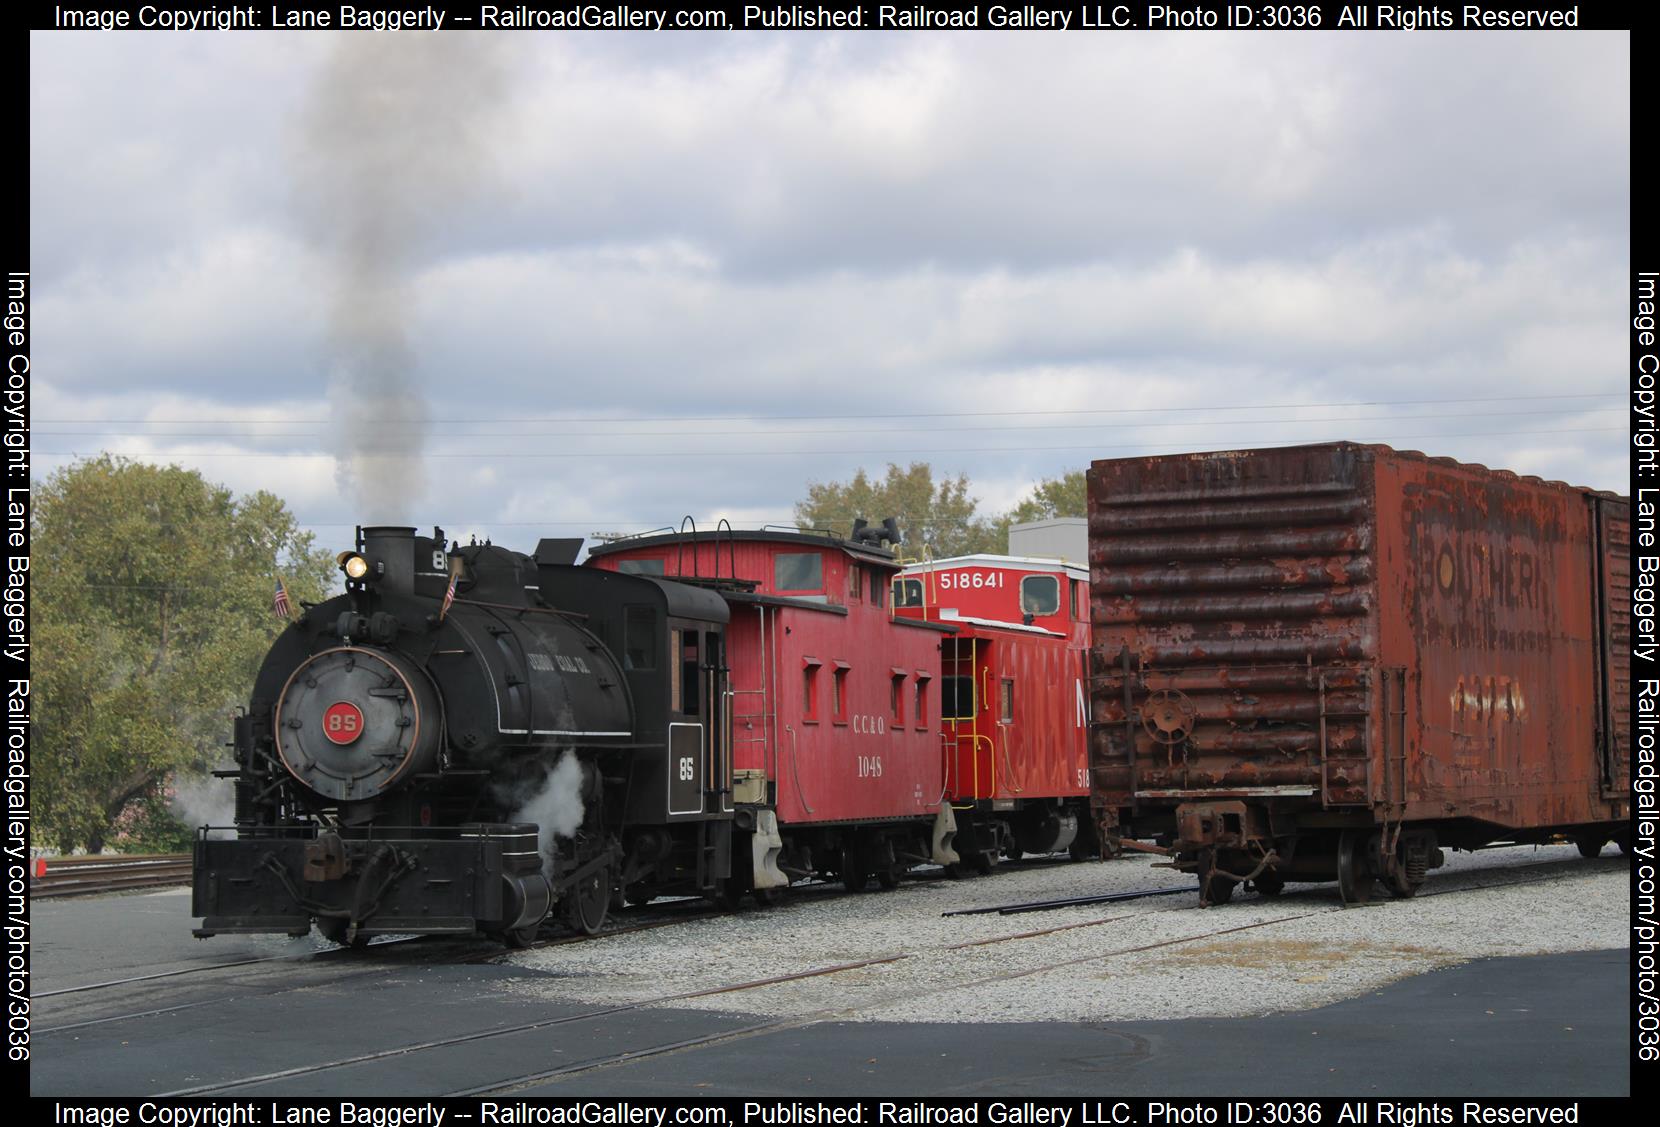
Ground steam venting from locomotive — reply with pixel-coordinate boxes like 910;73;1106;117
506;750;587;875
294;36;510;519
171;773;234;841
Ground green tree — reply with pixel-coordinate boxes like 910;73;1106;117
32;457;336;853
794;462;1004;559
1006;470;1088;525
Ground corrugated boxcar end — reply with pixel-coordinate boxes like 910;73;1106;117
1086;442;1630;906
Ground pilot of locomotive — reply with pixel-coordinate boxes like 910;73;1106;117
191;526;732;946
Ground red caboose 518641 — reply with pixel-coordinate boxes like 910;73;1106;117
894;551;1097;871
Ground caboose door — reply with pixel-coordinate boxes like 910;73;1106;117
943;637;998;800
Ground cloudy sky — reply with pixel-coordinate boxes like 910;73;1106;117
30;29;1629;556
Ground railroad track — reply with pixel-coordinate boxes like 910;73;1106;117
31;853;193;898
150;855;1601;1098
31;897;722;1036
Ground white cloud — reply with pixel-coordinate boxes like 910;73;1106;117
28;29;1631;548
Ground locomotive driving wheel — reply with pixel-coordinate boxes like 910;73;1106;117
317;917;369;949
503;925;541;948
563;864;611;935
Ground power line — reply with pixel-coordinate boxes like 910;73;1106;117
32;391;1622;427
31;406;1623;439
40;426;1627;460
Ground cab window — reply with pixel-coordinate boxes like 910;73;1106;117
623;606;656;670
1020;575;1060;616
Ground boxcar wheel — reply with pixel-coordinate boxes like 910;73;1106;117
1196;852;1234;906
1575;836;1606;859
1385;871;1420;899
1337;831;1375;906
1203;875;1236;905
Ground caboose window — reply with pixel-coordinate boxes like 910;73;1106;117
893;577;924;607
1020;575;1060;616
868;568;885;607
618;558;665;576
941;676;974;720
775;553;823;591
802;657;822;721
623;606;656;670
1000;678;1014;723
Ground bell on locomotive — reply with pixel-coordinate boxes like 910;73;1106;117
191;524;634;948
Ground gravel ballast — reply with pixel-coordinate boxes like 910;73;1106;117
507;844;1628;1024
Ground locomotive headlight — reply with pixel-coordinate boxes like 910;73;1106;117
339;552;372;581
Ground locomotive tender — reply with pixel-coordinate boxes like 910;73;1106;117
1087;443;1631;904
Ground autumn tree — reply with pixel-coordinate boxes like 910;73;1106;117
32;457;335;853
1006;470;1088;525
797;464;1094;557
794;462;1004;559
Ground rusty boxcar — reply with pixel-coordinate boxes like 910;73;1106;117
1088;443;1630;904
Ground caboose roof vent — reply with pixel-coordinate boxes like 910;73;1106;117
851;517;902;547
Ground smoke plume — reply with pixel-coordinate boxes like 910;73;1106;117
508;750;587;874
293;36;510;520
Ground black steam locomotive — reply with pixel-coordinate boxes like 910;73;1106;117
192;526;735;945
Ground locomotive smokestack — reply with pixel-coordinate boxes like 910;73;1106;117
361;525;418;596
293;36;511;521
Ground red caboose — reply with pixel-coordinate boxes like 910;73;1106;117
586;526;960;899
893;553;1095;870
